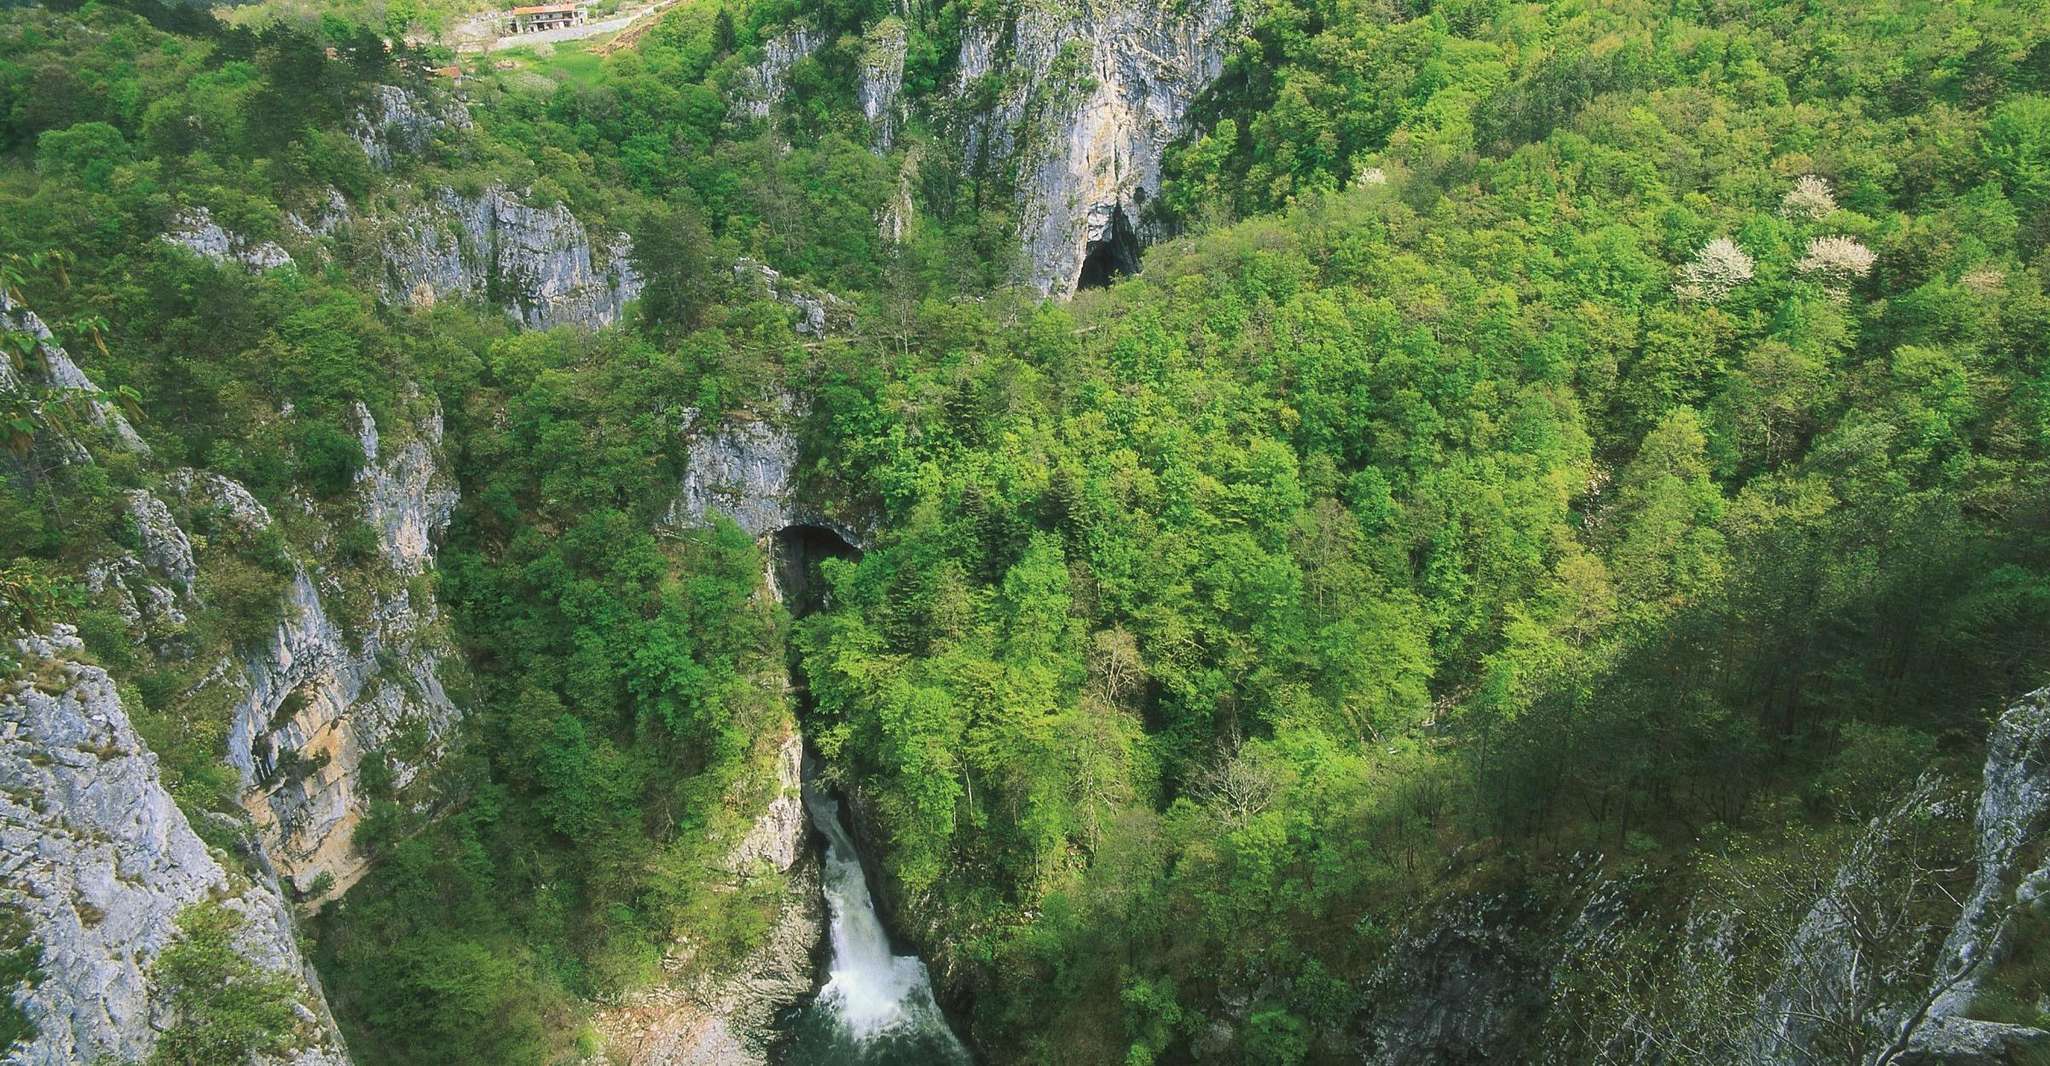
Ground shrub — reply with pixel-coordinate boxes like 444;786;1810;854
292;419;365;497
203;555;289;648
74;606;137;672
334;521;381;567
147;902;303;1066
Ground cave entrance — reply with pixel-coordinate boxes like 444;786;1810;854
771;524;861;623
1075;204;1142;290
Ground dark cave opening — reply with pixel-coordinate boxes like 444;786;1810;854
1075;205;1142;291
771;523;861;625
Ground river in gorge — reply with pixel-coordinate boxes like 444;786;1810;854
770;782;973;1065
767;522;971;1063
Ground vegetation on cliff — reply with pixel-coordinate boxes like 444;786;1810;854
3;0;2049;1062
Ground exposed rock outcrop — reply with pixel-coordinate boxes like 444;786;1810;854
1359;894;1550;1065
666;401;862;547
949;0;1235;295
379;185;642;329
731;259;847;339
160;404;463;904
735;25;824;121
881;145;920;243
83;489;197;646
163;206;295;271
286;188;353;240
0;628;349;1065
859;18;908;151
592;735;823;1066
353;401;459;575
1927;690;2050;1014
0;292;148;456
1339;693;2050;1066
351;84;472;170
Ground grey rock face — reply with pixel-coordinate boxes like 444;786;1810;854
163;207;295;271
83;490;198;643
286;188;353;239
228;565;460;901
1362;895;1545;1065
859;18;909;151
381;185;641;329
950;0;1235;295
723;736;808;877
352;84;472;170
1896;1016;2050;1065
164;467;273;530
1349;692;2050;1066
592;733;822;1066
161;407;463;903
881;146;921;243
0;628;349;1066
731;259;846;338
666;400;862;549
669;412;803;539
0;292;148;455
735;25;824;120
353;402;459;575
1927;690;2050;1016
126;490;197;592
1747;694;2050;1063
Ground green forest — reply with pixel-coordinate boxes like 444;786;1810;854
2;0;2049;1062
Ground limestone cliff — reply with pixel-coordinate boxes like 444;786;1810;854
1328;691;2050;1066
152;83;639;331
376;184;643;330
949;0;1234;294
592;736;824;1066
593;402;884;1064
859;18;909;151
665;399;865;549
163;206;295;271
735;25;825;122
737;0;1235;295
163;401;463;904
351;84;472;171
0;628;350;1066
0;292;148;457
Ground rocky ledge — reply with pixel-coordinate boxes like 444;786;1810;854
0;628;349;1065
592;736;824;1066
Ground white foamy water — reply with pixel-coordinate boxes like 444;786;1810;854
798;786;970;1060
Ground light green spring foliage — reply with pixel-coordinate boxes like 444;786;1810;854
146;902;304;1066
2;0;2050;1062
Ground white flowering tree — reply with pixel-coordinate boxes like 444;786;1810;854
1782;174;1838;220
1676;237;1756;303
1797;235;1878;293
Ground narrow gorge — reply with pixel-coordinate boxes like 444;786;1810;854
4;0;2050;1063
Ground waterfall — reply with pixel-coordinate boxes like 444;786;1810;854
774;783;971;1064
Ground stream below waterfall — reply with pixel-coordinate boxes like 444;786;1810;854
768;522;971;1064
770;782;972;1064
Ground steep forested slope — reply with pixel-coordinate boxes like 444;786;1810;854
2;0;2049;1063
